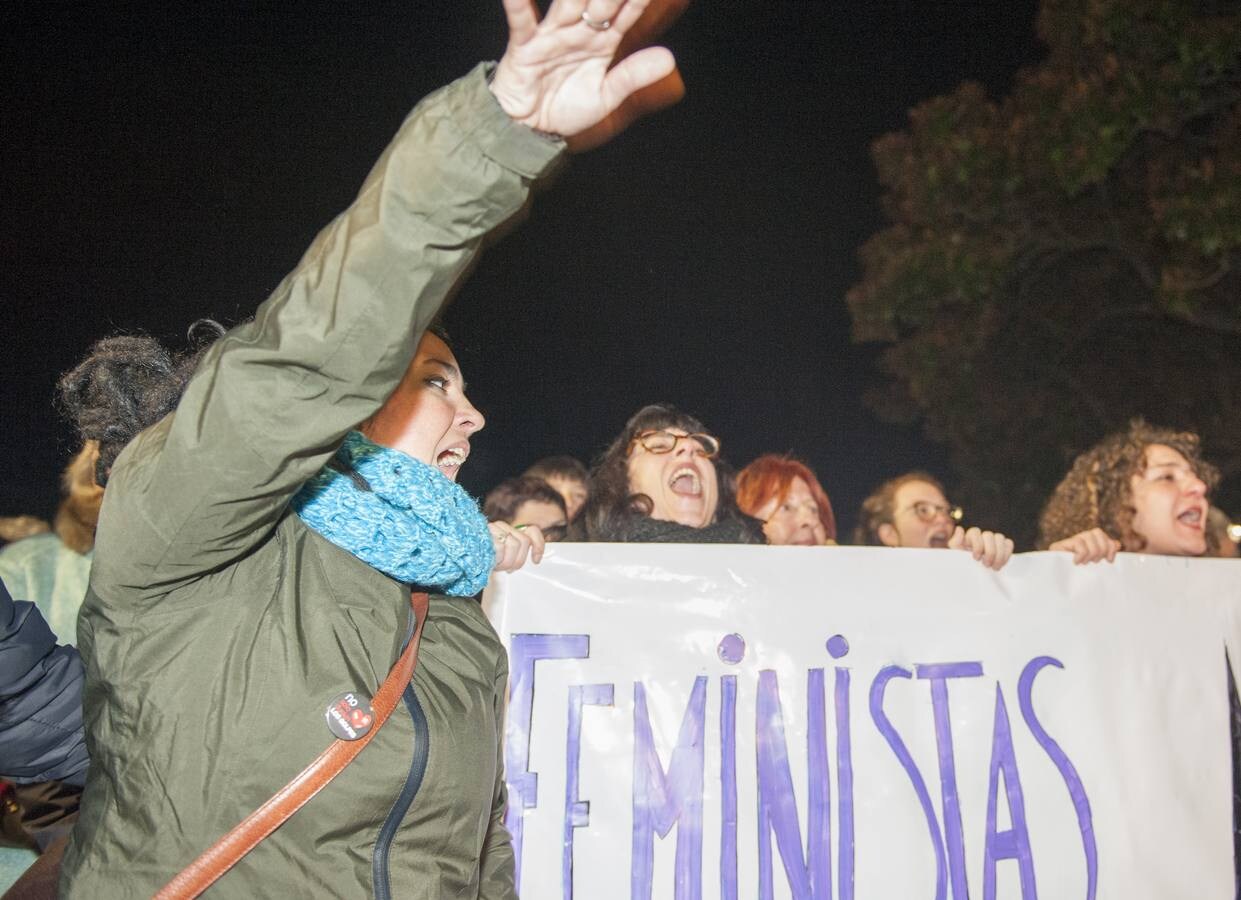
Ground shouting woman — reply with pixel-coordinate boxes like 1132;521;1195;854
55;1;679;896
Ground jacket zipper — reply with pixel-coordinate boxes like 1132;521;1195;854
372;611;430;900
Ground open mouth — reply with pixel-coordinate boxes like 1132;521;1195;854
928;530;951;548
436;446;468;479
668;466;702;496
1177;507;1204;529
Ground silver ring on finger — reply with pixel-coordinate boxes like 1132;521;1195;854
581;10;612;30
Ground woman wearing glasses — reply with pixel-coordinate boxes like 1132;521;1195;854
52;1;682;896
580;404;762;543
853;471;1014;570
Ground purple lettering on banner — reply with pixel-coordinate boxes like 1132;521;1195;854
870;666;947;900
755;668;831;900
721;675;739;900
982;685;1037;900
1019;656;1097;900
505;634;590;893
564;683;615;900
916;662;984;900
632;677;707;900
834;666;855;900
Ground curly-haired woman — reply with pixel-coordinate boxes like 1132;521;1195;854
1038;420;1218;564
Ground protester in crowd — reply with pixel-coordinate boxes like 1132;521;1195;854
0;443;103;644
523;455;590;521
853;471;1014;570
736;454;837;546
1039;420;1218;564
52;3;679;896
580;403;761;543
485;476;569;541
0;575;88;871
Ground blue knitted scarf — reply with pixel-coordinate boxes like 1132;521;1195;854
291;431;495;596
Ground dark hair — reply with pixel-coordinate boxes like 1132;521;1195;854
58;321;225;486
852;471;946;546
523;455;589;484
484;476;568;524
426;321;452;349
580;403;745;541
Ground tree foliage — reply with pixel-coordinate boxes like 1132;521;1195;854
848;0;1241;546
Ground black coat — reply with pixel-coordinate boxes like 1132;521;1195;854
0;576;87;786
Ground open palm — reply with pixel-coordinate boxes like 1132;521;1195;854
490;0;679;138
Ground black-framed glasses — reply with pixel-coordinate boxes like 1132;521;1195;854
627;430;721;459
901;500;963;524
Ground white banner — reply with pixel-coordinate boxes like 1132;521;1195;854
484;545;1241;900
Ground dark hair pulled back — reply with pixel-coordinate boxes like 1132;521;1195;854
58;320;225;486
580;402;747;541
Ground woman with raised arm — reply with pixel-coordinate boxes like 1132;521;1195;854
55;2;678;897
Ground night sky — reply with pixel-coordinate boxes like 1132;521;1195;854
2;1;1045;537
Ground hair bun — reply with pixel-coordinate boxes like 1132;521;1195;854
59;328;222;485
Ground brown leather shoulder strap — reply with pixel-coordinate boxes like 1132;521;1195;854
154;592;431;900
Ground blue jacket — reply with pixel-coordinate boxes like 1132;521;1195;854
0;575;88;786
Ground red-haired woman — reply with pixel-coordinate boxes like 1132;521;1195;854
736;454;837;546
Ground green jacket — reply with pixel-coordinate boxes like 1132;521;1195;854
59;66;562;899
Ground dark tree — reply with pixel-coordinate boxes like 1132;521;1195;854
848;0;1241;546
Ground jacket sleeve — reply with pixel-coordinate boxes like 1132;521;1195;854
478;655;519;900
93;64;563;596
0;577;89;786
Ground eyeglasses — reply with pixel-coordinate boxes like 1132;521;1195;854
900;501;963;523
627;430;721;459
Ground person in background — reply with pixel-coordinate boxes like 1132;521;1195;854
485;476;569;541
1208;507;1240;559
580;403;761;544
523;455;590;521
0;573;88;898
853;471;1014;570
1039;420;1218;564
736;454;837;546
0;443;103;645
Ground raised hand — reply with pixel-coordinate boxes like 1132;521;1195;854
490;0;683;141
